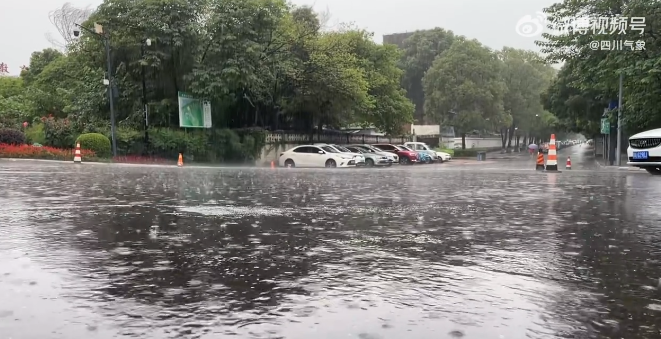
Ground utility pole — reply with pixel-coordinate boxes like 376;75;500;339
616;72;623;166
74;23;117;157
105;38;118;157
141;39;151;151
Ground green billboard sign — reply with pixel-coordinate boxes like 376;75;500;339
600;118;610;134
178;91;211;128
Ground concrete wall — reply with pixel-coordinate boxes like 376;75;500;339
410;124;440;135
442;138;504;149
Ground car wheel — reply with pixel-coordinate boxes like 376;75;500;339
284;159;295;167
365;158;375;167
645;167;661;175
400;157;410;165
325;159;337;168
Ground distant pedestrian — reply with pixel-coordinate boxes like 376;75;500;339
528;143;538;156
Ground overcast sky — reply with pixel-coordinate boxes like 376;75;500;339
1;0;557;76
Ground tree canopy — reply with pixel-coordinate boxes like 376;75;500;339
539;0;660;137
0;0;414;136
397;29;559;148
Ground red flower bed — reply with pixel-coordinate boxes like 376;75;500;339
0;143;96;160
112;155;172;164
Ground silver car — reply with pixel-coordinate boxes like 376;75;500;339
314;143;366;166
330;144;368;166
348;144;399;163
345;146;392;167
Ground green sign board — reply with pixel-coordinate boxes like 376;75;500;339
178;91;212;128
601;118;610;134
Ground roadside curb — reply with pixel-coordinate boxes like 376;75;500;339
592;156;645;172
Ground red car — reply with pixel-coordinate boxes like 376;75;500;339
372;144;418;165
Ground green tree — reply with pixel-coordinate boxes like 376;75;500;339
423;38;506;148
398;28;455;123
0;77;29;128
20;48;63;85
499;47;555;150
539;0;660;135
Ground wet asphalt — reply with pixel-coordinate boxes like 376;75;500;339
1;146;661;339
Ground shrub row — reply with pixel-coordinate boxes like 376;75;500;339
452;147;503;157
1;124;265;163
0;143;96;161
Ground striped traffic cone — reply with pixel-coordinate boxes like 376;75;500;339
536;152;545;170
73;143;82;163
566;156;571;169
545;135;559;171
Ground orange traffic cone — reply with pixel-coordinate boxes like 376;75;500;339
271;161;275;169
73;143;82;163
535;152;545;170
566;156;571;169
545;134;559;171
177;153;183;167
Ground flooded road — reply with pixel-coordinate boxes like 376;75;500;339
2;148;661;339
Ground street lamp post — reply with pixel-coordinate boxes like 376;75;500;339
616;72;623;166
73;23;117;157
141;39;152;151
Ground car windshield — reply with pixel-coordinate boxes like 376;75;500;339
362;145;380;152
321;146;337;153
333;145;352;152
347;147;364;153
398;145;413;151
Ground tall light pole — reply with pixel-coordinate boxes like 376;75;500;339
73;22;117;157
141;38;152;152
616;72;623;166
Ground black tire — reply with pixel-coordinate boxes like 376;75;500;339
645;167;661;175
437;157;444;164
423;158;431;164
365;158;375;167
325;159;337;168
284;159;295;167
400;157;410;165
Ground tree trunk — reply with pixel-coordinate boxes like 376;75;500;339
461;133;466;149
500;128;507;149
515;135;521;152
506;122;515;153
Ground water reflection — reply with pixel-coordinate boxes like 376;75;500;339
1;164;661;338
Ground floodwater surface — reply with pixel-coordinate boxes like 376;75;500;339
1;150;661;339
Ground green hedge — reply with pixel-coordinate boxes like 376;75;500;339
109;126;266;163
76;133;112;158
0;128;26;145
453;147;502;157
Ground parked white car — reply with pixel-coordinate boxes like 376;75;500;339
278;145;357;168
404;142;452;161
627;128;661;174
328;144;366;166
348;144;399;163
314;143;365;166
